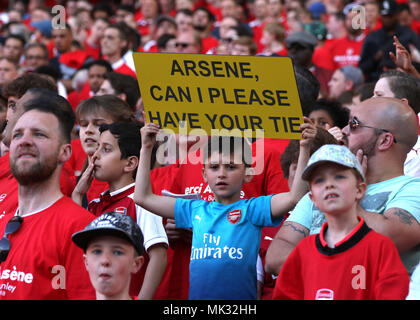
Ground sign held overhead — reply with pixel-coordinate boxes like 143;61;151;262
133;53;303;139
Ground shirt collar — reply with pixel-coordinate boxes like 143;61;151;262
316;216;371;256
100;183;135;201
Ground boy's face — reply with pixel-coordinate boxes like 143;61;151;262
83;235;143;299
202;151;252;204
92;130;130;182
308;109;335;129
308;163;365;216
78;112;114;157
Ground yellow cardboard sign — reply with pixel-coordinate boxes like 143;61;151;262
133;52;303;139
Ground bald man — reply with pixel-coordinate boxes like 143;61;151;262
266;97;420;276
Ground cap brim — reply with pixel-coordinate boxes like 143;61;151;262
302;160;333;181
72;228;139;254
302;160;363;181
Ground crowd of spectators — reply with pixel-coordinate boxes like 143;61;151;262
1;0;420;301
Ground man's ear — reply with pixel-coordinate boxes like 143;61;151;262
124;155;139;174
58;143;72;165
345;79;354;91
377;132;394;151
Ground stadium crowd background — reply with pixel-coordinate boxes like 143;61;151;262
1;0;420;300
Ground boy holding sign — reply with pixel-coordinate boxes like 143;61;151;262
134;119;315;299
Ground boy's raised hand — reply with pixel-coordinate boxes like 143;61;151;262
71;156;96;205
141;122;160;150
356;149;368;178
299;117;317;147
324;123;344;143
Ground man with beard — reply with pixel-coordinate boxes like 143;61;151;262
323;3;367;70
265;97;420;278
359;0;420;82
0;89;96;299
192;7;218;53
0;74;76;204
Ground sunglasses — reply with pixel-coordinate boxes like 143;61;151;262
0;216;23;263
221;37;235;43
348;117;397;143
175;42;192;49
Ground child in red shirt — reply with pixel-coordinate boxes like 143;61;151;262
71;95;135;205
86;121;168;299
273;144;409;300
72;211;145;300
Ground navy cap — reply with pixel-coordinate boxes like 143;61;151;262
72;211;144;255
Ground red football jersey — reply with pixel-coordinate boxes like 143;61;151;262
0;197;96;300
112;59;137;79
67;139;87;177
273;218;409;300
0;153;19;216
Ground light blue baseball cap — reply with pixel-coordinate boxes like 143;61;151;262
302;144;365;181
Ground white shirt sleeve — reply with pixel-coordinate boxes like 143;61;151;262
256;254;264;284
134;202;169;252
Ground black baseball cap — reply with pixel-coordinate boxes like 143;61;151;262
380;0;398;15
72;211;144;255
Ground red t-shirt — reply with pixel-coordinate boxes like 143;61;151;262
323;34;366;70
259;212;289;300
67;82;92;112
411;19;420;34
0;153;19;215
273;218;409;300
86;178;109;204
0;197;96;299
152;138;290;300
67;139;87;177
113;62;137;79
313;41;335;71
201;36;219;54
84;40;101;60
